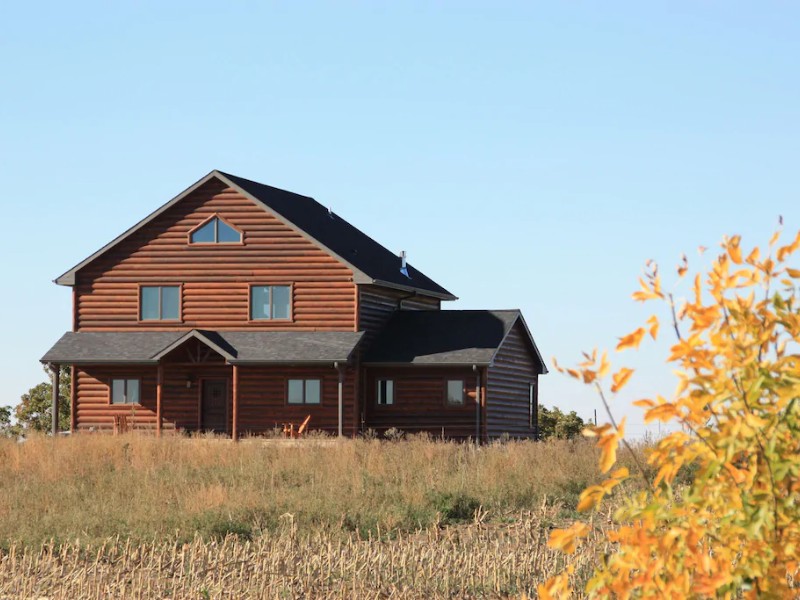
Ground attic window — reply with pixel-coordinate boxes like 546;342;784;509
189;216;242;244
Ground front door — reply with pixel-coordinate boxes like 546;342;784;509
201;379;228;433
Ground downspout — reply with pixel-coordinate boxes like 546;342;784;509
473;364;480;444
335;361;344;437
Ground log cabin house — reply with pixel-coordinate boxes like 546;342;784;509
41;170;546;441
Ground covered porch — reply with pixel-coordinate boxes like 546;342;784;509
41;329;363;439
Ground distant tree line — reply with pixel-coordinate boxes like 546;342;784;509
1;366;70;437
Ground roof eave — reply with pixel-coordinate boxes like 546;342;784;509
362;360;492;367
367;279;457;301
40;359;159;366
229;359;354;366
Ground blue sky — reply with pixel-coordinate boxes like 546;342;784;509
1;2;799;437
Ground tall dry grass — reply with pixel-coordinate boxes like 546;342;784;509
0;434;608;547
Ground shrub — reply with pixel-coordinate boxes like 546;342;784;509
538;405;586;440
542;228;800;598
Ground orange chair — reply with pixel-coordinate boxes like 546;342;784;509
283;415;311;439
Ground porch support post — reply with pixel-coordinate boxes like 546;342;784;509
50;363;60;437
232;364;239;442
156;363;163;438
335;362;344;437
482;367;489;443
473;364;480;445
70;366;77;433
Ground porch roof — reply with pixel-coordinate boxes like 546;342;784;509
40;330;364;366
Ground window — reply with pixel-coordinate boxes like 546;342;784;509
287;379;321;404
111;379;140;404
250;285;291;320
189;216;242;244
529;382;536;428
140;286;180;321
377;379;394;405
446;379;464;405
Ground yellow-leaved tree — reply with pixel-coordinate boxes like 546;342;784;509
540;227;800;599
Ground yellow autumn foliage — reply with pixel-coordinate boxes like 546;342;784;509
544;227;800;598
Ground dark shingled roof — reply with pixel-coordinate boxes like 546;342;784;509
55;170;455;300
363;310;546;369
219;172;454;299
41;330;363;365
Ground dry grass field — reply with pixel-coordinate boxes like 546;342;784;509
0;434;630;598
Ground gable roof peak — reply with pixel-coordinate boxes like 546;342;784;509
54;170;456;299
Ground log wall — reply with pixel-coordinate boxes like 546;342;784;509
486;321;541;440
357;285;440;349
74;363;357;436
74;178;357;331
363;367;479;440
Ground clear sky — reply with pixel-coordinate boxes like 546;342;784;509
1;2;798;438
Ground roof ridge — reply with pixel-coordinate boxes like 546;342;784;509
215;170;315;201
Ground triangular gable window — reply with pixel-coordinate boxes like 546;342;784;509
189;216;242;244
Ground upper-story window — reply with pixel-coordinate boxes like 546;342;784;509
189;215;242;244
140;285;180;321
250;285;291;320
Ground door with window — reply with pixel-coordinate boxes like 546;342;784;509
201;379;228;433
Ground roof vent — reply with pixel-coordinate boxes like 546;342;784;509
399;250;410;278
327;206;335;219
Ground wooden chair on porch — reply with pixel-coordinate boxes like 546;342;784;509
283;415;311;439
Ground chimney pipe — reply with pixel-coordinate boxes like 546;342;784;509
399;251;409;278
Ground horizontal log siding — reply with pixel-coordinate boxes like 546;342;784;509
486;322;539;440
75;364;357;435
75;178;356;331
75;366;162;432
238;366;356;436
357;285;440;349
363;368;477;441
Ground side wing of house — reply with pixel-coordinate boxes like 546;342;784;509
485;319;546;440
361;310;545;441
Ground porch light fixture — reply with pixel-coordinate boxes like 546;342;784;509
185;375;194;389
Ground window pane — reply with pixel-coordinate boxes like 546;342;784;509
447;380;464;404
378;379;394;405
141;287;160;320
217;219;241;243
377;380;386;404
288;379;304;404
305;379;321;404
251;286;271;319
127;379;140;404
111;379;125;404
271;286;291;320
161;286;179;320
191;219;215;243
